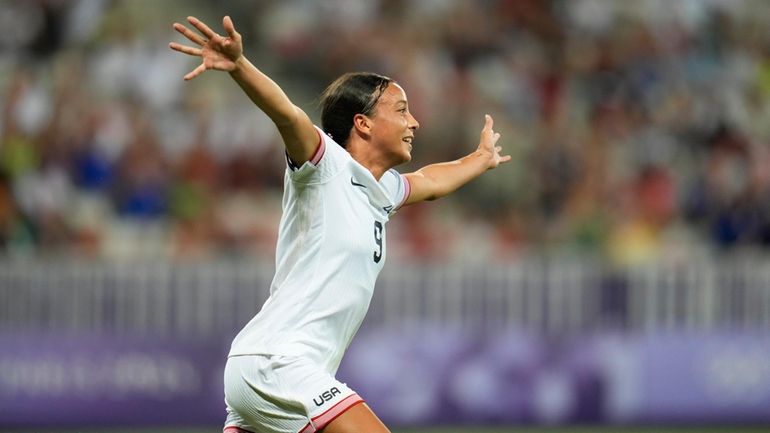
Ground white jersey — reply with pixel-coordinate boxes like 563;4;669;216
228;126;411;374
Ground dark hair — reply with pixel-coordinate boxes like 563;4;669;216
320;72;393;147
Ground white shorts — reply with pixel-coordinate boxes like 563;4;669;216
223;355;364;433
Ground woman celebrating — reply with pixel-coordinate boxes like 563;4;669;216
170;15;510;433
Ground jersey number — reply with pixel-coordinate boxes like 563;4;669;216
373;221;383;263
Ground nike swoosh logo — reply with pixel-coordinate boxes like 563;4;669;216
351;178;367;188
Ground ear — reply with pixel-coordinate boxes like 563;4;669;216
352;113;372;138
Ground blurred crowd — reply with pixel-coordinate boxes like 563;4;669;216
2;0;770;264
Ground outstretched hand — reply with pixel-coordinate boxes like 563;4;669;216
169;16;243;81
478;114;511;169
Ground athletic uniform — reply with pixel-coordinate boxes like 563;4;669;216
224;126;411;433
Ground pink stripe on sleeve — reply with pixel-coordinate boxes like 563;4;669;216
309;128;326;165
397;174;412;210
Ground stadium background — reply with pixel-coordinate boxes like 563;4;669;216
1;0;770;432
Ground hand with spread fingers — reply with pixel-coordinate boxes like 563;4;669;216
169;14;320;165
477;114;511;170
169;15;243;80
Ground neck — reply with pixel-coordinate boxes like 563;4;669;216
346;136;389;180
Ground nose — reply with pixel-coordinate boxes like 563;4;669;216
408;112;420;131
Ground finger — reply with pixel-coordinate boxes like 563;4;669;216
484;114;494;130
223;16;240;39
188;16;219;40
499;155;512;163
169;42;202;57
174;22;206;46
495;146;502;153
184;63;207;81
483;132;501;149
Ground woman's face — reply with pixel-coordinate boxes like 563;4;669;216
369;83;420;165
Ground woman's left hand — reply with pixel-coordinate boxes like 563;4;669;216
477;114;511;169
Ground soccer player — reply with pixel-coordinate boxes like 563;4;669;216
170;15;510;433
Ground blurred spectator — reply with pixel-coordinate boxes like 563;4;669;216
2;0;770;263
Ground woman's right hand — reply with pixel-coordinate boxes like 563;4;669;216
169;16;243;81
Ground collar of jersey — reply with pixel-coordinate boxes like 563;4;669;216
348;160;396;215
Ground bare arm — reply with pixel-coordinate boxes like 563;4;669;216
169;16;318;165
403;115;510;204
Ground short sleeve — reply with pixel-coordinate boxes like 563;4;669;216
380;169;411;213
286;126;350;184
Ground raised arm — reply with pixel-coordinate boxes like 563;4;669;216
403;115;510;204
169;16;318;165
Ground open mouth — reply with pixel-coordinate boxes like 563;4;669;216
402;136;413;151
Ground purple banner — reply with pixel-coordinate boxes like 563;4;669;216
635;333;770;422
1;330;769;428
338;327;770;425
0;334;228;428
